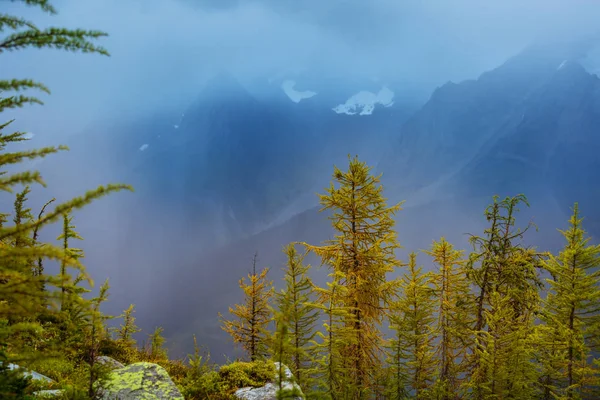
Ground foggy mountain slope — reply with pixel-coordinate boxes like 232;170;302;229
133;72;315;239
78;71;418;251
7;1;600;393
377;41;597;197
449;59;600;234
147;41;600;361
32;35;600;367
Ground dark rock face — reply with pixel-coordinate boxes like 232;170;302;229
379;41;600;236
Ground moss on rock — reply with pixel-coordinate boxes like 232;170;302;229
99;362;184;400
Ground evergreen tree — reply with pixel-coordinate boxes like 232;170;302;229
57;211;84;312
275;244;320;390
270;309;304;400
220;252;273;361
309;269;356;400
147;326;168;362
12;186;35;260
470;289;540;399
117;304;141;344
115;304;141;363
0;353;30;400
0;0;132;379
466;195;542;399
86;280;111;399
538;204;600;399
4;187;37;316
301;155;402;399
386;252;436;399
50;211;100;361
424;238;473;399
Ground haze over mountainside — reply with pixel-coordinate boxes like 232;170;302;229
453;60;600;230
61;71;418;252
7;1;600;397
378;40;600;233
126;39;600;361
9;0;600;366
42;38;600;362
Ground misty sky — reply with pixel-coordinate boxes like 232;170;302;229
4;0;600;142
3;0;600;360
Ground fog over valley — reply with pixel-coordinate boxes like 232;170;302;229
4;0;600;370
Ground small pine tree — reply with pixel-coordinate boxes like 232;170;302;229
424;238;473;399
12;187;36;263
538;204;600;399
87;280;111;399
275;244;320;391
220;252;273;361
147;326;168;362
386;252;436;399
115;304;141;363
117;304;141;344
470;289;539;399
466;195;542;398
57;211;84;312
383;265;410;400
309;269;356;399
270;309;304;400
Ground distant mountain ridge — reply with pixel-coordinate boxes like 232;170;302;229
113;71;416;250
378;41;600;237
57;39;600;251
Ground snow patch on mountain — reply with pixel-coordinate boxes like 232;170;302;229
557;60;568;70
282;80;317;103
333;86;395;116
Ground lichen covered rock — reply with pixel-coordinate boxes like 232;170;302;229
99;362;183;400
32;389;64;398
235;362;304;400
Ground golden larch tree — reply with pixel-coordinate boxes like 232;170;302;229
220;252;273;361
301;155;402;399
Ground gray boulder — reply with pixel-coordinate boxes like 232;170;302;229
7;363;53;383
96;356;125;370
235;362;304;400
98;362;184;400
6;364;63;398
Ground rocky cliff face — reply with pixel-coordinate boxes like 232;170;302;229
451;60;600;233
378;41;600;235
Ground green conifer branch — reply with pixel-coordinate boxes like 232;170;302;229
0;146;68;171
0;184;133;240
13;0;58;14
0;79;50;94
0;28;109;55
0;14;39;32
